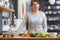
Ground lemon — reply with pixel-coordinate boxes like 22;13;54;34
29;31;35;35
29;31;36;37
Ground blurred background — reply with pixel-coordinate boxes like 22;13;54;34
0;0;60;34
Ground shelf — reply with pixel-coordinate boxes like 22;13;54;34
0;5;15;12
47;21;60;22
46;13;60;15
48;30;59;32
44;0;60;32
46;14;60;16
45;9;60;11
45;4;60;6
47;21;60;25
47;20;60;22
45;1;60;6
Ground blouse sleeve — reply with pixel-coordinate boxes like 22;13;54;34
21;13;28;27
42;12;47;32
16;13;28;34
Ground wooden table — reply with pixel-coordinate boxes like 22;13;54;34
0;36;60;40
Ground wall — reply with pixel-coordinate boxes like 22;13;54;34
0;11;2;33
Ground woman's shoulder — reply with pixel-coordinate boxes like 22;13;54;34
26;11;32;16
40;11;45;15
39;11;46;17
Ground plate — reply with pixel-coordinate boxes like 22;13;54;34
49;0;55;5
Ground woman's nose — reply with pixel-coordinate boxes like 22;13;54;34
35;5;37;7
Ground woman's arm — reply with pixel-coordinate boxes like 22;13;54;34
43;13;47;32
16;14;28;35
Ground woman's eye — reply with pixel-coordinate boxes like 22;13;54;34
34;4;36;6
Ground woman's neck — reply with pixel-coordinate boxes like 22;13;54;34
32;10;39;16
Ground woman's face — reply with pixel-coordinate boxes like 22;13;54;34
32;2;39;11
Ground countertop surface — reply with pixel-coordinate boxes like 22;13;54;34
0;35;60;40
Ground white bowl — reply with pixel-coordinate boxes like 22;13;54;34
49;32;57;36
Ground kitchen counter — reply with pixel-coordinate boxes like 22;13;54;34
0;32;60;40
0;35;60;40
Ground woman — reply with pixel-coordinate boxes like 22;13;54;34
17;0;47;35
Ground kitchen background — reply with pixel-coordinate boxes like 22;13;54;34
0;0;60;34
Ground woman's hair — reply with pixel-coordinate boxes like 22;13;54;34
31;0;39;6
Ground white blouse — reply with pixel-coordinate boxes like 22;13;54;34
27;11;47;34
17;11;47;34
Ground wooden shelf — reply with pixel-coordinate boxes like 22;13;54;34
0;5;15;12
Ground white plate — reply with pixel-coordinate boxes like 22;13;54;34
49;0;55;5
